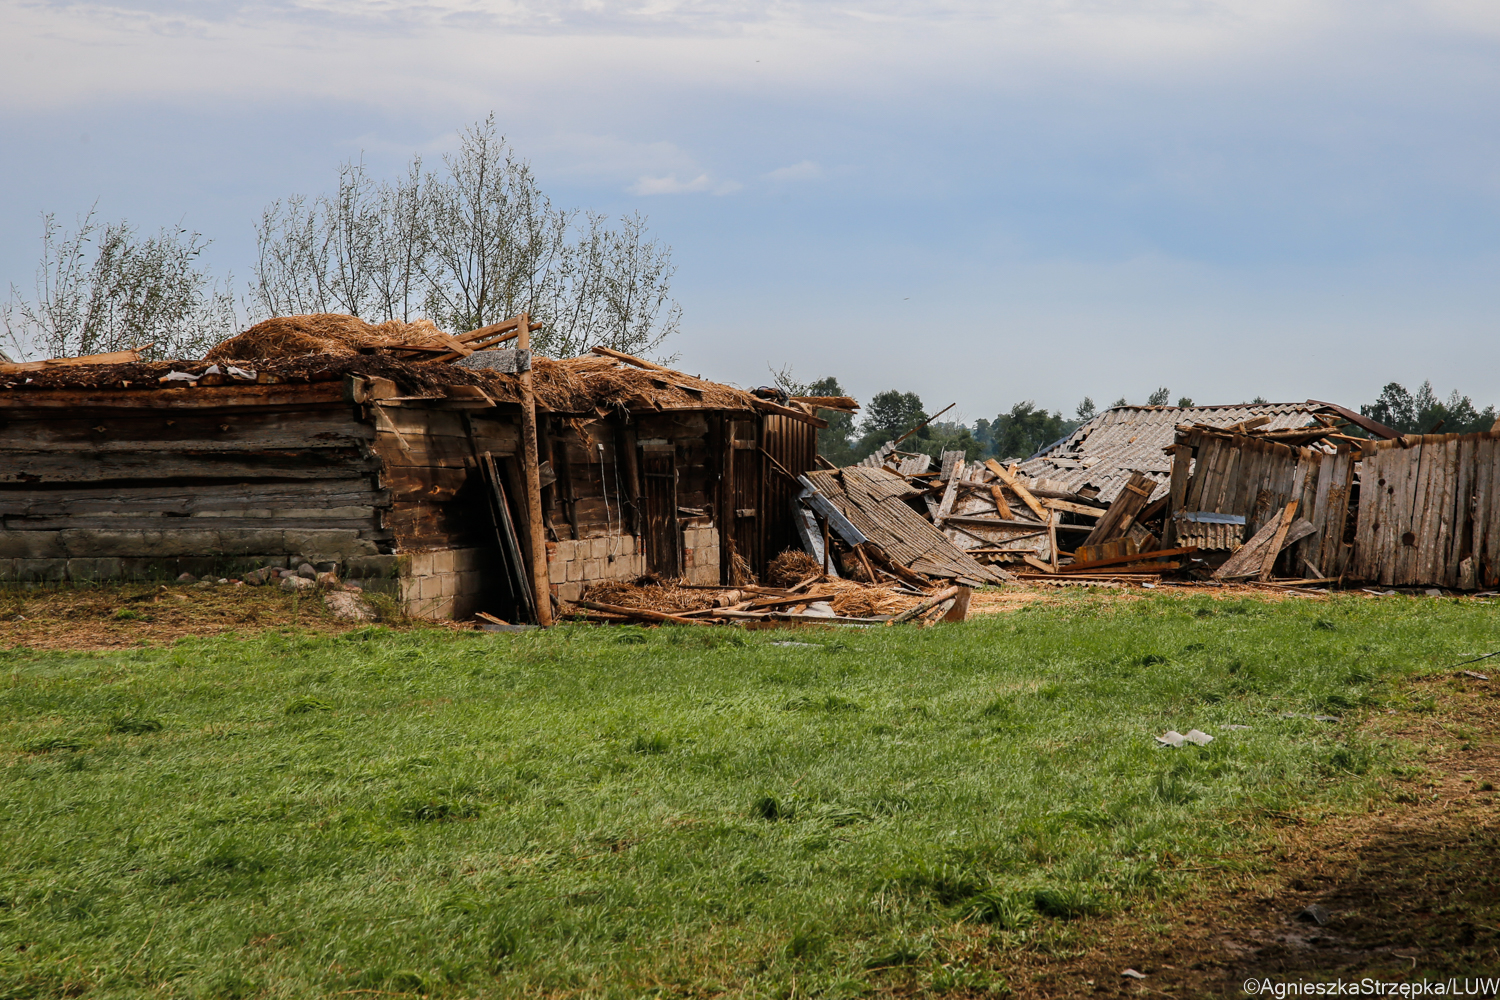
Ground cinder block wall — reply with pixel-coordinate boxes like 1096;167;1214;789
393;548;486;620
547;525;720;604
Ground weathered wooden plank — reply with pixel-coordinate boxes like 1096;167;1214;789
1183;438;1212;513
1397;441;1431;585
0;409;375;453
1477;435;1500;587
1474;436;1499;588
0;383;347;411
0;480;384;516
1;449;378;484
3;514;379;531
380;466;468;501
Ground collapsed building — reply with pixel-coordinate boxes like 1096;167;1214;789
5;314;1499;625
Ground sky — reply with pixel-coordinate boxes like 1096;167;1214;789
2;0;1498;425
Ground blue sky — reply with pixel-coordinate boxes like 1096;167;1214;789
3;0;1498;422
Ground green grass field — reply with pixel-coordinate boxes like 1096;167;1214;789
2;592;1495;998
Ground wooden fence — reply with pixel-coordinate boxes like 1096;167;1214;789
1350;430;1500;589
1166;429;1355;578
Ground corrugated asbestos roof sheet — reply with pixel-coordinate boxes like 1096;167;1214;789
1017;402;1329;505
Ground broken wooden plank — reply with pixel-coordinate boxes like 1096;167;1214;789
1059;545;1198;573
1041;497;1106;518
1257;499;1300;581
984;459;1050;521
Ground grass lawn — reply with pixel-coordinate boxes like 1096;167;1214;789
1;590;1496;998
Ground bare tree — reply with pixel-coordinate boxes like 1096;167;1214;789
250;115;683;360
3;208;237;361
423;115;570;332
368;158;429;322
253;194;329;317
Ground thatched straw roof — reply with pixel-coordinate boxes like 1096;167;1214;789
203;314;451;362
2;320;758;415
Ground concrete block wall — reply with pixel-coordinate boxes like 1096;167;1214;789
398;547;486;621
681;523;721;587
548;525;721;603
547;533;648;604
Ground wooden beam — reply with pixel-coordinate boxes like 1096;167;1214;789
0;346;152;373
1258;499;1299;582
1306;399;1400;440
984;459;1049;521
892;403;955;446
890;586;961;623
988;483;1014;519
516;312;553;626
1041;497;1105;518
590;345;672;372
575;600;705;625
750;397;829;428
1058;545;1198;573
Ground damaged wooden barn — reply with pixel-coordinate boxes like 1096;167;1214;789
0;314;844;623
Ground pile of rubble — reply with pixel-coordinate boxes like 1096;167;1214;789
560;551;970;626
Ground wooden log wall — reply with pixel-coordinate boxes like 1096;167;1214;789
1167;429;1355;577
366;403;517;552
1351;430;1500;589
0;384;397;567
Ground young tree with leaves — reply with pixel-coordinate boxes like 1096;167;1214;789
3;208;237;361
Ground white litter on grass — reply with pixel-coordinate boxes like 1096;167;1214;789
1282;712;1343;723
771;641;822;648
1122;968;1147;979
1224;724;1252;731
1156;729;1213;747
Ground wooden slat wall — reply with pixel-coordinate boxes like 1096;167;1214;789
1167;430;1355;576
1351;430;1500;588
759;413;817;575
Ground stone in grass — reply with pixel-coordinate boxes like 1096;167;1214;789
324;590;374;621
241;567;275;586
297;562;317;579
315;571;341;588
280;575;316;593
176;572;196;583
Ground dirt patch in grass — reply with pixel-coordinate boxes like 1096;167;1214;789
1013;672;1500;997
0;582;438;650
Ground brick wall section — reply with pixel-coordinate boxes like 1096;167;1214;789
547;525;719;603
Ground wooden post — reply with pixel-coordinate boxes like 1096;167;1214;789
516;312;554;626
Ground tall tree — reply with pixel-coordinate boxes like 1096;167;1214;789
252;115;683;361
1361;381;1496;435
975;401;1079;462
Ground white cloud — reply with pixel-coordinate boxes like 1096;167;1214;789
763;160;821;182
629;172;741;195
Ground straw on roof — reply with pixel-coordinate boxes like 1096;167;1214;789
204;314;450;362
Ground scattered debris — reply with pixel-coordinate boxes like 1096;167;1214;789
1156;729;1214;747
1460;670;1491;681
1297;904;1332;926
1121;968;1148;979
